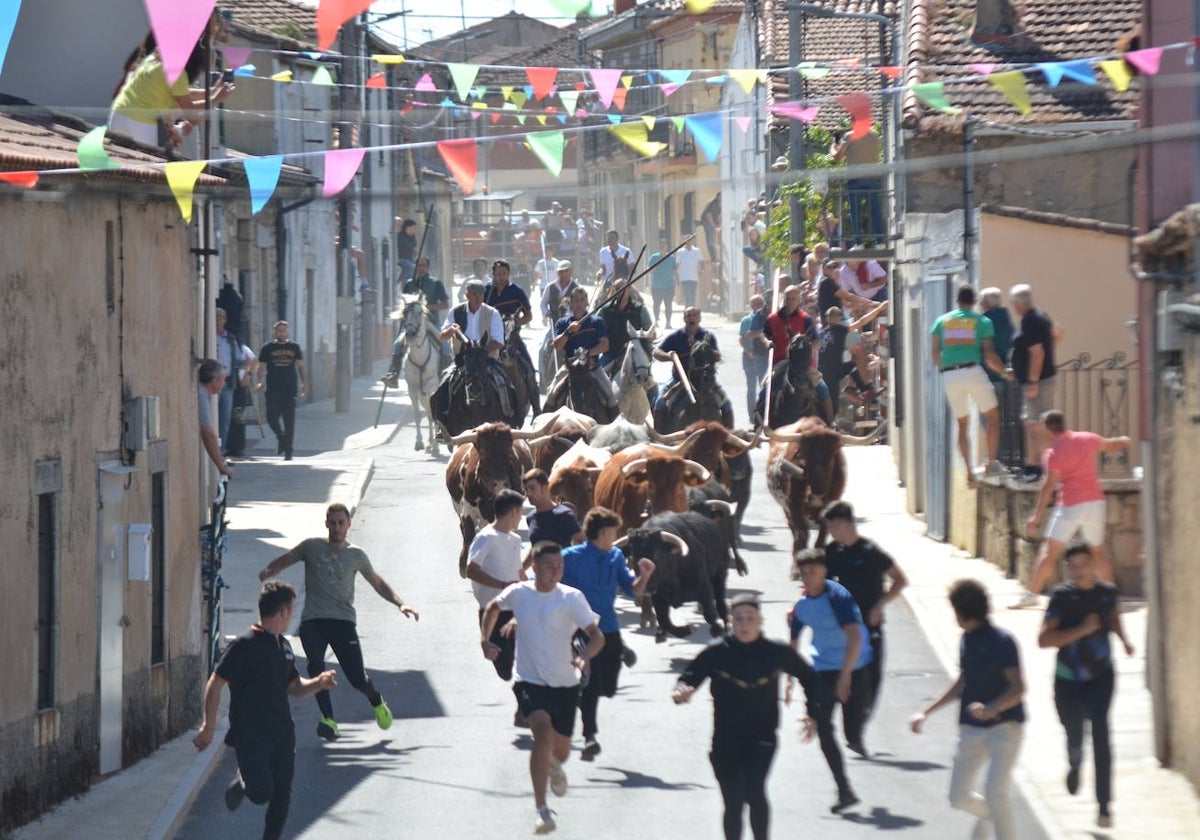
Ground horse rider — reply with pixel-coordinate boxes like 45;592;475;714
485;259;540;415
434;278;515;419
540;260;580;326
652;306;734;428
382;256;451;387
597;274;657;401
548;286;619;412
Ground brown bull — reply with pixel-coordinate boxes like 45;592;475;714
592;444;712;537
445;422;539;577
527;407;598;474
646;420;753;489
547;440;611;519
764;417;884;567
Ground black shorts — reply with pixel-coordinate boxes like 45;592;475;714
513;682;581;737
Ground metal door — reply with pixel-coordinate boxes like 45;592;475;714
98;463;132;773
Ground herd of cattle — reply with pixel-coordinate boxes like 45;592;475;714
443;407;883;640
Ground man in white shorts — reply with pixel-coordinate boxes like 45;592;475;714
930;285;1014;485
1013;410;1132;608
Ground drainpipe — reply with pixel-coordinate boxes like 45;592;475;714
963;118;976;286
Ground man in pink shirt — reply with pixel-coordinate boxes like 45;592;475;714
1012;410;1132;608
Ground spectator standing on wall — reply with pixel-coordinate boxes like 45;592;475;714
1009;284;1065;481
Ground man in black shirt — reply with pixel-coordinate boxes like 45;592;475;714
821;501;907;719
522;469;584;549
257;320;307;460
1009;284;1062;480
194;580;337;840
674;593;818;840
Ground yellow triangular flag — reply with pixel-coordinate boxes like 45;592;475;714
987;70;1031;115
372;54;405;64
501;85;514;101
686;0;717;9
511;90;528;110
1100;59;1133;93
536;114;548;125
472;102;488;111
271;69;293;82
621;74;633;88
608;122;666;157
642;115;656;130
728;69;759;95
165;161;207;224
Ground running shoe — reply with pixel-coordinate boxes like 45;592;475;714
534;806;557;834
224;773;245;812
373;698;393;730
316;717;339;741
830;789;860;814
580;739;601;761
846;740;870;759
1010;591;1041;610
1066;765;1080;795
1097;807;1113;828
549;762;568;797
621;646;638;668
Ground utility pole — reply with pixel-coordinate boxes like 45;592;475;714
334;21;359;413
787;4;805;248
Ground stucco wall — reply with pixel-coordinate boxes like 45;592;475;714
0;193;202;828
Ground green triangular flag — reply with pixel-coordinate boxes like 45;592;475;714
511;90;528;110
447;63;480;102
311;66;334;86
78;126;119;171
559;89;580;115
910;81;961;114
526;130;565;178
671;116;685;133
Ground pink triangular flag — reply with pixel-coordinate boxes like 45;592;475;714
589;68;623;109
734;116;751;134
415;73;436;92
322;148;365;198
222;46;254;69
769;103;820;123
144;0;217;85
967;62;998;76
1125;48;1163;76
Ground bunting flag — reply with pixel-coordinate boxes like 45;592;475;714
686;0;719;10
770;103;820;123
706;74;727;85
165;160;207;223
501;85;514;101
611;85;628;111
144;0;217;85
558;89;580;115
415;73;436;92
728;69;760;94
987;70;1031;115
671;116;685;133
735;116;751;134
0;0;19;76
1100;59;1133;92
322;147;364;198
967;62;997;76
621;74;634;88
447;62;480;102
365;72;386;89
659;69;691;97
0;171;38;188
316;0;375;51
527;67;558;100
549;0;591;13
911;82;960;114
608;122;667;157
243;155;282;215
836;93;873;139
233;65;257;77
535;115;548;125
685;112;724;163
311;66;334;86
222;47;254;70
470;85;487;100
511;90;528;110
270;69;293;82
1059;59;1096;85
491;112;501;124
1038;62;1065;87
526;130;565;177
1125;47;1163;76
879;66;902;79
372;54;405;64
642;115;657;130
437;139;477;194
606;114;622;124
77;126;118;171
799;65;831;80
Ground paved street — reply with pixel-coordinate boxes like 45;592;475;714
174;318;1049;839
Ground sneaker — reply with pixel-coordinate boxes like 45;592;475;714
284;450;294;461
846;740;869;759
316;717;339;741
984;462;1008;477
1010;591;1041;609
1097;807;1113;829
373;698;393;730
514;709;530;729
830;789;860;814
224;774;245;812
276;442;284;455
1066;765;1080;795
549;762;568;797
534;806;557;834
621;646;638;668
580;739;601;762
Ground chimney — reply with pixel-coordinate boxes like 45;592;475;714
971;0;1014;42
614;0;637;14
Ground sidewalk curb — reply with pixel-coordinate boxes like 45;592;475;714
346;457;376;518
145;722;228;840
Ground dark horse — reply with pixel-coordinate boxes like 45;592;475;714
498;317;538;424
754;334;833;430
543;348;618;424
656;341;733;432
433;341;521;437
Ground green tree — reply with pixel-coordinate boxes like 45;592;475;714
762;127;843;265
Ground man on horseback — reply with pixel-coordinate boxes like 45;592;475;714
597;275;658;406
382;256;451;388
546;286;619;416
652;306;734;429
485;260;540;417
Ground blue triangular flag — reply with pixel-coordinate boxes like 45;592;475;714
1038;62;1065;87
607;114;622;124
684;112;724;164
1059;59;1096;85
233;64;257;77
0;0;22;76
243;155;283;215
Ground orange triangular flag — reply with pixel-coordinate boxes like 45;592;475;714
527;67;558;100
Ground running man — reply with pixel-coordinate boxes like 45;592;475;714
258;503;419;741
560;507;655;761
911;579;1026;840
523;468;585;549
194;580;337;840
481;541;604;835
673;592;818;840
1037;541;1135;829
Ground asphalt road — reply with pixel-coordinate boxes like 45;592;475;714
177;318;1049;839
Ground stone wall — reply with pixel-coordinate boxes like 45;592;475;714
976;476;1143;596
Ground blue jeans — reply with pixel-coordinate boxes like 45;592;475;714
398;258;416;282
218;385;234;450
742;356;769;420
846;177;885;245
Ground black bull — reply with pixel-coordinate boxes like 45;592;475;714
623;511;733;641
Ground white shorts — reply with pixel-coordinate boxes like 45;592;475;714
942;365;998;418
1046;499;1107;544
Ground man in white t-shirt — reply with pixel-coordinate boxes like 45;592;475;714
837;250;888;306
466;489;528;710
534;244;560;298
675;239;703;308
482;542;603;836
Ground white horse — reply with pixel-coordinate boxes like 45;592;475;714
612;327;655;424
392;294;442;454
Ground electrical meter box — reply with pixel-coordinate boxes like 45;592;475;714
123;396;161;451
127;523;152;581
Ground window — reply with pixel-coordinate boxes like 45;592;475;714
151;473;166;665
37;491;57;710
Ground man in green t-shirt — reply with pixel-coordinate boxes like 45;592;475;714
648;237;678;328
930;285;1013;485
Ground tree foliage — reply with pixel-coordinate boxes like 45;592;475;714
762;126;844;265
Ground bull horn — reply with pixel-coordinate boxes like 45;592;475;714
585;466;605;474
722;432;751;451
511;416;557;440
528;434;576;449
660;531;689;556
780;460;806;479
682;459;712;483
643;421;689;444
621;458;649;477
613;536;629;548
677;428;707;453
837;424;888;446
448;431;478;447
762;426;806;444
705;499;736;516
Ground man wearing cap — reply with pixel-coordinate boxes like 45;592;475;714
540;260;580;324
549;286;618;410
433;278;514;426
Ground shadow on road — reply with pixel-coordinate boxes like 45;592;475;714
860;752;948;772
840;806;924;830
587;767;707;791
